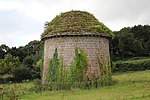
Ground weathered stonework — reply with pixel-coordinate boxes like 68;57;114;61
42;35;110;83
41;11;112;84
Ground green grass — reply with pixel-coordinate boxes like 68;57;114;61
1;70;150;100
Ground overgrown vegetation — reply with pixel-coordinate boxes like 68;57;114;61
96;54;112;86
41;47;113;91
45;48;70;90
41;10;113;37
70;47;88;83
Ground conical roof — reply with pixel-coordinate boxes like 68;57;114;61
41;10;113;39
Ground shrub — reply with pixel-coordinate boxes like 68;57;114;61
12;66;32;82
112;58;150;72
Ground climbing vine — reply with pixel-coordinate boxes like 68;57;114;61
96;53;113;86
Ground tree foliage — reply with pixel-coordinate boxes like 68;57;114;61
0;40;44;83
0;44;9;59
0;54;20;75
12;66;32;82
70;47;88;83
111;25;150;60
47;48;59;82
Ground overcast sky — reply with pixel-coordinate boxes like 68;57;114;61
0;0;150;47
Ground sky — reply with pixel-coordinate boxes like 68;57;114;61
0;0;150;47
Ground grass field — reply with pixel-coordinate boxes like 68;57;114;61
1;70;150;100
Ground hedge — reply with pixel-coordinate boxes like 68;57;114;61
112;58;150;72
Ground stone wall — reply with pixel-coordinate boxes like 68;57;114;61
42;35;110;83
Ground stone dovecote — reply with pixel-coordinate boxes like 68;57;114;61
41;11;112;84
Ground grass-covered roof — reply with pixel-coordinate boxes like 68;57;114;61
41;10;113;38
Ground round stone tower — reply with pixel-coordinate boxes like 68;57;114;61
41;11;112;84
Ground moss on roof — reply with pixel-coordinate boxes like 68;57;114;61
41;10;113;38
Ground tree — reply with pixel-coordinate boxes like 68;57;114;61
23;55;35;68
0;54;20;75
13;66;32;82
35;59;43;78
70;47;88;82
110;25;150;60
47;48;59;82
0;44;9;59
24;40;41;56
0;40;43;81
